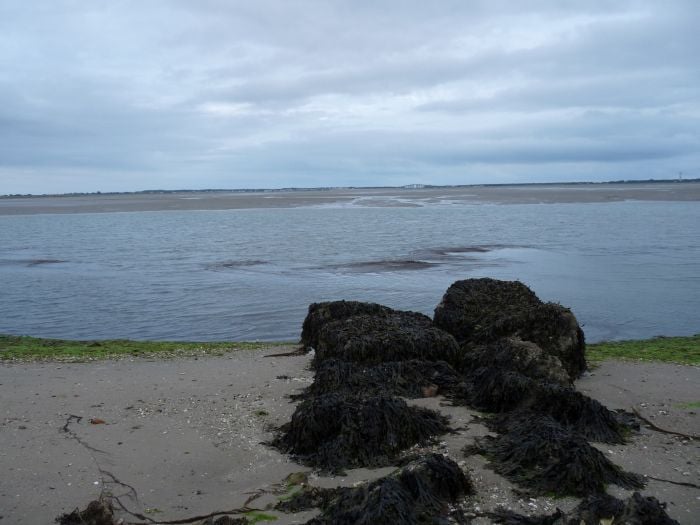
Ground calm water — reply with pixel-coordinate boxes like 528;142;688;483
1;201;698;343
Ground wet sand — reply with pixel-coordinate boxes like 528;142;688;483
1;182;699;215
0;352;698;524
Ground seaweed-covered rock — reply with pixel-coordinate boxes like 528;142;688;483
272;393;451;472
433;279;586;378
466;415;643;497
489;492;679;525
56;499;117;525
527;384;631;443
303;358;460;399
301;300;424;349
314;313;459;367
434;278;540;341
452;368;538;413
452;364;630;443
460;337;570;386
278;454;473;524
490;302;586;380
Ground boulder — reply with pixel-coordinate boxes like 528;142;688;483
466;414;643;497
305;358;460;399
314;312;459;367
301;300;413;349
434;278;586;378
271;392;450;472
460;337;571;386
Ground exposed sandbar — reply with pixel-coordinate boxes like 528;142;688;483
1;182;699;215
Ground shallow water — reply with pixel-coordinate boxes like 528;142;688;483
1;200;698;342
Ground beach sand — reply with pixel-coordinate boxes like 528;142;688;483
0;350;698;523
1;183;699;215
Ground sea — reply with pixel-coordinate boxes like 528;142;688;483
1;199;698;343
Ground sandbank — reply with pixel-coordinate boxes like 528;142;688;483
1;183;699;215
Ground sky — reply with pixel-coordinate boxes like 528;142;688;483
1;1;698;194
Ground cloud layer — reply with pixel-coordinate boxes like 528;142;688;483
1;1;698;193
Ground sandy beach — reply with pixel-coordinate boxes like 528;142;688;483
1;183;699;215
1;349;698;524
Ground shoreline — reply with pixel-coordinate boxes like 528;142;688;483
1;183;700;215
1;349;698;524
2;333;699;365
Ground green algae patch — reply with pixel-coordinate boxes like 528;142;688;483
0;334;296;362
587;335;700;365
244;510;278;523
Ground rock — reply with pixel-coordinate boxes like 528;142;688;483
301;300;407;349
303;358;460;399
271;392;450;472
466;415;644;497
313;312;459;367
434;278;586;379
460;337;571;386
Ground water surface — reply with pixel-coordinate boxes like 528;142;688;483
1;200;698;343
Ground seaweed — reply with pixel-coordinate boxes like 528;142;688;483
278;454;473;525
301;300;429;349
434;278;541;343
466;415;643;497
272;393;451;472
489;492;679;525
301;358;460;399
451;368;538;413
527;384;630;443
485;303;586;379
433;279;586;379
459;337;570;386
453;366;630;443
56;499;117;525
314;313;459;368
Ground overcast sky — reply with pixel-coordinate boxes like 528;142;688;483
1;1;698;193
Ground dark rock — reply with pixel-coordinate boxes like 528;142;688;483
434;278;540;342
271;393;450;472
453;367;630;444
452;368;538;413
314;313;459;367
301;300;410;349
434;278;586;378
278;453;473;524
465;415;643;497
460;337;571;386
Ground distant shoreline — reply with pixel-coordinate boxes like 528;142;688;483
1;181;699;215
2;178;699;199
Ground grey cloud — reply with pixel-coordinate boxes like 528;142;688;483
0;0;698;193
